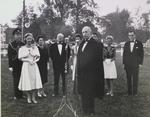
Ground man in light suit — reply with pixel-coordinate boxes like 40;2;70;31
49;33;70;96
123;30;144;96
77;26;104;116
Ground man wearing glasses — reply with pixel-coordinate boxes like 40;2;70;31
123;29;144;96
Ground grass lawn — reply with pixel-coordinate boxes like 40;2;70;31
1;53;150;117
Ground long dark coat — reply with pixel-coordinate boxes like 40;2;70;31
37;46;49;84
77;38;104;98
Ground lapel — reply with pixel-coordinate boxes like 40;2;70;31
61;43;65;56
132;40;138;53
127;41;133;53
79;41;85;54
56;43;63;56
130;40;137;53
84;38;93;51
81;38;92;52
54;43;61;56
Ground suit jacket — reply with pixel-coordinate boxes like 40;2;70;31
77;38;104;98
49;42;70;71
123;40;144;69
8;40;24;70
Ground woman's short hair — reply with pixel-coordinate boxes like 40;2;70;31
24;33;33;39
75;33;81;39
37;35;44;42
24;33;34;43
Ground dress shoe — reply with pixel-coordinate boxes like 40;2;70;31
106;92;110;96
133;94;138;96
37;92;42;97
110;92;114;96
89;113;95;117
42;92;47;97
32;98;38;104
52;93;58;97
13;96;24;100
13;97;17;100
27;98;32;104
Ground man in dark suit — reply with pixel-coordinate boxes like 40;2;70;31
49;33;70;96
77;26;104;116
123;30;144;96
8;28;24;99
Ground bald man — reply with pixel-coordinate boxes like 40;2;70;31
77;26;104;116
49;33;70;96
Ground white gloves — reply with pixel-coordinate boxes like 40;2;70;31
9;67;13;72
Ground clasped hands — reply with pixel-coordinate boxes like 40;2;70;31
29;60;36;65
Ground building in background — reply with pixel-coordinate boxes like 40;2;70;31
0;24;9;57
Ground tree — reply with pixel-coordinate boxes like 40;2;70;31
68;0;98;32
12;0;101;39
97;9;130;42
37;0;98;38
12;3;38;28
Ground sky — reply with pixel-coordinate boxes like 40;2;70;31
0;0;150;27
96;0;149;15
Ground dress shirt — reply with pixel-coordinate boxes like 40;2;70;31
58;44;62;55
130;41;135;52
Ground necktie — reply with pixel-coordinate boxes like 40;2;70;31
58;42;63;44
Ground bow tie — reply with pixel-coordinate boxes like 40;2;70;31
58;42;63;44
83;40;89;43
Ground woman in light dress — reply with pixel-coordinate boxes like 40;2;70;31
18;33;42;103
103;35;117;96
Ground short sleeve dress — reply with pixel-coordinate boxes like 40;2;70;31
18;45;42;91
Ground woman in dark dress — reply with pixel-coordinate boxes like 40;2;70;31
37;35;49;97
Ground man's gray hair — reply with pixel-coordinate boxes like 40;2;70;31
82;26;92;33
57;33;64;39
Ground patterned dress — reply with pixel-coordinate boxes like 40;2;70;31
103;45;117;79
18;45;42;91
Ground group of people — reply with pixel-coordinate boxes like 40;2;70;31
8;30;49;103
8;26;144;116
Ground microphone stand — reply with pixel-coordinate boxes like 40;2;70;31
53;41;78;117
